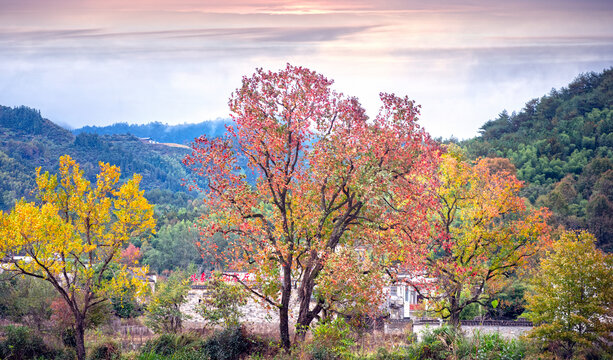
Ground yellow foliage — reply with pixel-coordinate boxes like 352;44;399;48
413;145;550;325
0;154;155;322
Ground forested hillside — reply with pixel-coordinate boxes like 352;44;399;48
0;105;199;210
462;68;613;250
73;119;229;145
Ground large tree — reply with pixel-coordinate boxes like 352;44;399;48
402;147;550;328
0;155;155;360
184;64;440;349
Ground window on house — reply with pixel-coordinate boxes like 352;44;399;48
390;286;397;296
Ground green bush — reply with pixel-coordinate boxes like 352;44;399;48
309;317;355;360
135;350;205;360
144;271;191;334
372;348;408;360
412;325;456;360
201;326;251;360
141;334;178;357
138;328;252;360
111;296;141;319
471;332;525;360
310;346;338;360
0;325;55;360
140;333;202;357
400;326;528;360
61;328;77;349
55;348;77;360
88;340;120;360
196;272;246;329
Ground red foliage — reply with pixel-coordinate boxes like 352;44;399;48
120;243;142;266
184;64;440;348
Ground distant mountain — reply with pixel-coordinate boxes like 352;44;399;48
462;68;613;251
0;105;202;210
73;120;230;145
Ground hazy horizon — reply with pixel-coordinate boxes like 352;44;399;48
1;0;612;139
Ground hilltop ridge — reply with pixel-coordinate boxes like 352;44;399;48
73;119;230;145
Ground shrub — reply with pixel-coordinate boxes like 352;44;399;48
56;348;78;360
476;332;520;360
61;328;77;349
88;340;120;360
0;274;55;329
413;325;456;360
309;317;355;360
141;334;179;356
111;296;141;319
372;348;408;360
135;351;206;360
140;333;202;357
403;326;528;360
0;325;54;360
145;271;191;334
202;326;251;360
196;272;246;329
471;332;525;360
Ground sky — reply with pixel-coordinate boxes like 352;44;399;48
1;0;612;139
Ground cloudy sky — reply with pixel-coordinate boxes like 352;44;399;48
1;0;612;138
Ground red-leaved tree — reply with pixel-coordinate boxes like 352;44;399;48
184;64;440;348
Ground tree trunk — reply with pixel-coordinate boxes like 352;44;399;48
448;294;462;329
279;304;291;351
75;318;86;360
294;288;312;343
294;315;318;344
279;266;292;351
294;318;309;344
294;286;320;343
448;310;461;329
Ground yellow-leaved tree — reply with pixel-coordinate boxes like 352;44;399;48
402;146;551;328
524;230;613;359
0;155;155;360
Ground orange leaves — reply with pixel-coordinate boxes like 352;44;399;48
317;247;388;316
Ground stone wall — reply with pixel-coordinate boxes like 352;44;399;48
384;320;532;340
181;287;302;334
413;324;532;340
